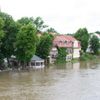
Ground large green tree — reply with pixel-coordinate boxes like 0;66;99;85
15;23;37;67
0;12;17;67
74;28;89;52
36;33;53;60
90;35;100;54
0;17;5;68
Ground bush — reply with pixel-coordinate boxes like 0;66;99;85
80;53;95;61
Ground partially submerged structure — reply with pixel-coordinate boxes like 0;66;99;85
9;55;45;69
30;55;45;69
50;35;81;63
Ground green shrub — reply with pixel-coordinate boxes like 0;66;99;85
80;53;95;61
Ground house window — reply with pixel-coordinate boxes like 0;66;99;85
31;62;35;66
65;41;67;44
36;62;40;66
59;41;62;43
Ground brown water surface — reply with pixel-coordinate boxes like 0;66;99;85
0;60;100;100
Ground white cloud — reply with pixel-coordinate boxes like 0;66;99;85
0;0;100;33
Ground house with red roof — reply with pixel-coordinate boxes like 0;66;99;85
49;35;81;63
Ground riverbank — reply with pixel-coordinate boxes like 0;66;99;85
0;54;100;73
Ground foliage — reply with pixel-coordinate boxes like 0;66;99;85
15;23;37;65
95;31;100;34
74;28;89;52
90;35;100;54
46;27;58;33
0;17;4;41
80;53;95;61
17;17;34;25
36;33;54;59
0;12;17;67
34;17;48;32
56;47;67;63
0;17;5;68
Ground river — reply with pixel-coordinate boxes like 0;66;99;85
0;60;100;100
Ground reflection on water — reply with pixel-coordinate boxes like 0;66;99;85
0;60;100;100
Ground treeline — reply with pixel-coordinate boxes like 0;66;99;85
0;12;55;70
74;28;100;54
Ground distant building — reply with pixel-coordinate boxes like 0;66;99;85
50;35;81;63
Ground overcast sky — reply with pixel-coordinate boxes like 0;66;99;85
0;0;100;33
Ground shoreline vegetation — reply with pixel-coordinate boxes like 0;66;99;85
0;53;100;72
0;11;100;72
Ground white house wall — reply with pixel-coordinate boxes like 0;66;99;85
73;48;80;58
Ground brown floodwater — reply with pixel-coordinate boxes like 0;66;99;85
0;60;100;100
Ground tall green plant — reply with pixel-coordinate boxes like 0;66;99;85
74;28;89;52
36;33;53;59
56;47;67;63
15;23;37;67
90;35;100;54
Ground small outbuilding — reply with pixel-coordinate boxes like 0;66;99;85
30;55;45;69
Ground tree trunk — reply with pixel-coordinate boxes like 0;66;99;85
7;57;10;68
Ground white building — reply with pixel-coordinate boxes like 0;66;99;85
50;35;81;63
30;55;45;69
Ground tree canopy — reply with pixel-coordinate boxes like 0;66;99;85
15;23;37;64
90;35;100;54
36;33;54;59
0;12;17;67
74;28;89;52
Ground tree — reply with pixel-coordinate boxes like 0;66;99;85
0;12;17;67
90;35;100;54
34;17;48;32
74;28;89;52
95;31;100;34
0;17;4;41
17;17;34;27
56;47;67;63
46;27;58;33
36;33;54;60
0;17;5;69
15;23;37;68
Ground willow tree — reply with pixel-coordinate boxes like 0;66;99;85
15;23;37;68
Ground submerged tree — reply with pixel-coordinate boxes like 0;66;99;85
90;35;100;54
56;47;67;63
0;12;17;67
15;23;37;68
36;33;54;60
0;17;5;69
74;28;89;52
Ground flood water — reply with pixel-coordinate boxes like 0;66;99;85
0;60;100;100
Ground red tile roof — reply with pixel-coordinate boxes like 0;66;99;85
53;35;81;48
